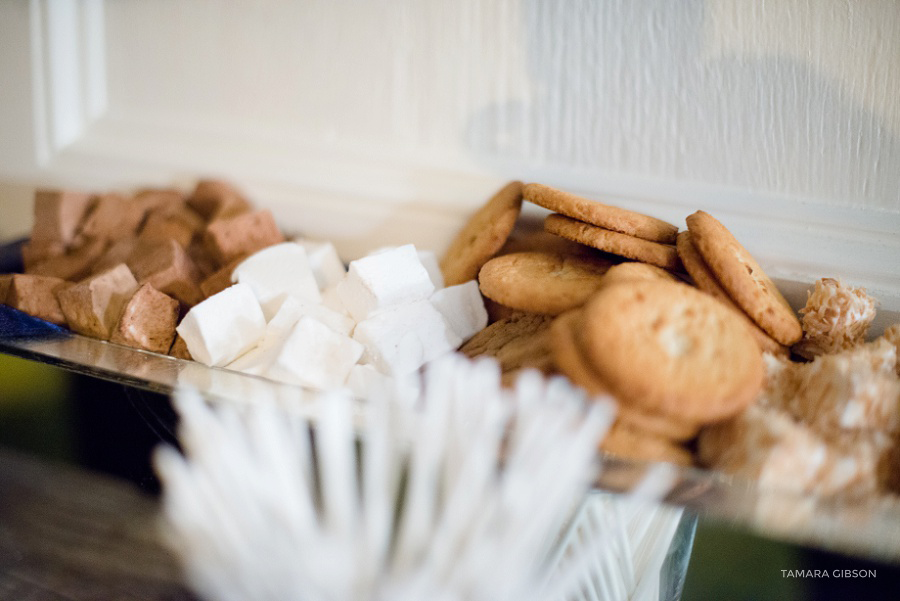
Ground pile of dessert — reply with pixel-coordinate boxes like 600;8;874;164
2;179;898;501
0;182;486;399
445;182;900;501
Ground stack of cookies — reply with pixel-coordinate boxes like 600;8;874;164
526;183;680;270
550;280;765;466
443;181;796;466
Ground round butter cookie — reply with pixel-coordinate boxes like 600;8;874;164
550;310;610;397
600;422;693;466
500;229;618;259
676;231;787;357
545;214;680;271
615;407;700;443
600;261;679;289
479;251;613;315
440;181;523;286
685;211;802;346
582;279;765;423
550;310;700;441
524;183;678;243
483;296;517;323
460;312;555;374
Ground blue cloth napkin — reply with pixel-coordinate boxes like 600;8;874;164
0;305;68;339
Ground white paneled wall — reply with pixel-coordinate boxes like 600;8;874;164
1;0;899;310
96;0;900;208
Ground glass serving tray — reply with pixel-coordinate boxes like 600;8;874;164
3;304;900;563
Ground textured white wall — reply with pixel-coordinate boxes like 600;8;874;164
102;0;900;209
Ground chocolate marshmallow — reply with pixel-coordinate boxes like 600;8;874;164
31;189;94;247
77;193;145;242
187;179;251;221
4;274;68;325
56;264;139;340
168;333;193;360
110;283;179;353
21;240;65;272
29;238;108;281
127;239;203;307
199;255;246;299
203;209;284;266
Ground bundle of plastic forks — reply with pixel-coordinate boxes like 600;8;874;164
155;355;690;601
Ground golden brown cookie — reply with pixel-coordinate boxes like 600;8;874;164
550;310;610;397
523;183;678;243
582;279;765;423
460;312;554;374
685;211;802;346
676;231;788;357
478;251;612;315
616;407;700;443
545;214;680;270
440;181;524;286
482;296;517;324
550;311;700;441
500;229;623;262
599;261;679;289
600;422;693;466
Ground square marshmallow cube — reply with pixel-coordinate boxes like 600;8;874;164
321;285;352;317
295;300;355;336
295;238;346;290
430;280;488;342
231;242;321;320
176;283;266;366
336;244;435;322
417;250;444;290
353;299;462;376
345;363;394;399
226;294;357;377
345;364;422;403
266;316;365;390
268;294;354;336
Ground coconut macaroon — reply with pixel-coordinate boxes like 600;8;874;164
793;278;877;359
761;340;900;434
698;404;894;498
879;324;900;376
698;405;827;495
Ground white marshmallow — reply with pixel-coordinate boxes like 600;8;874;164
344;364;422;403
417;249;444;289
274;295;354;335
321;284;352;318
225;343;272;376
225;299;303;375
264;296;308;335
266;316;364;390
231;242;321;320
225;295;355;375
176;283;266;367
344;363;394;399
353;300;461;375
430;280;488;342
295;238;347;290
298;301;355;336
336;244;435;322
225;296;355;380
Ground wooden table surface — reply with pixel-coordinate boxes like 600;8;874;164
0;448;197;600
